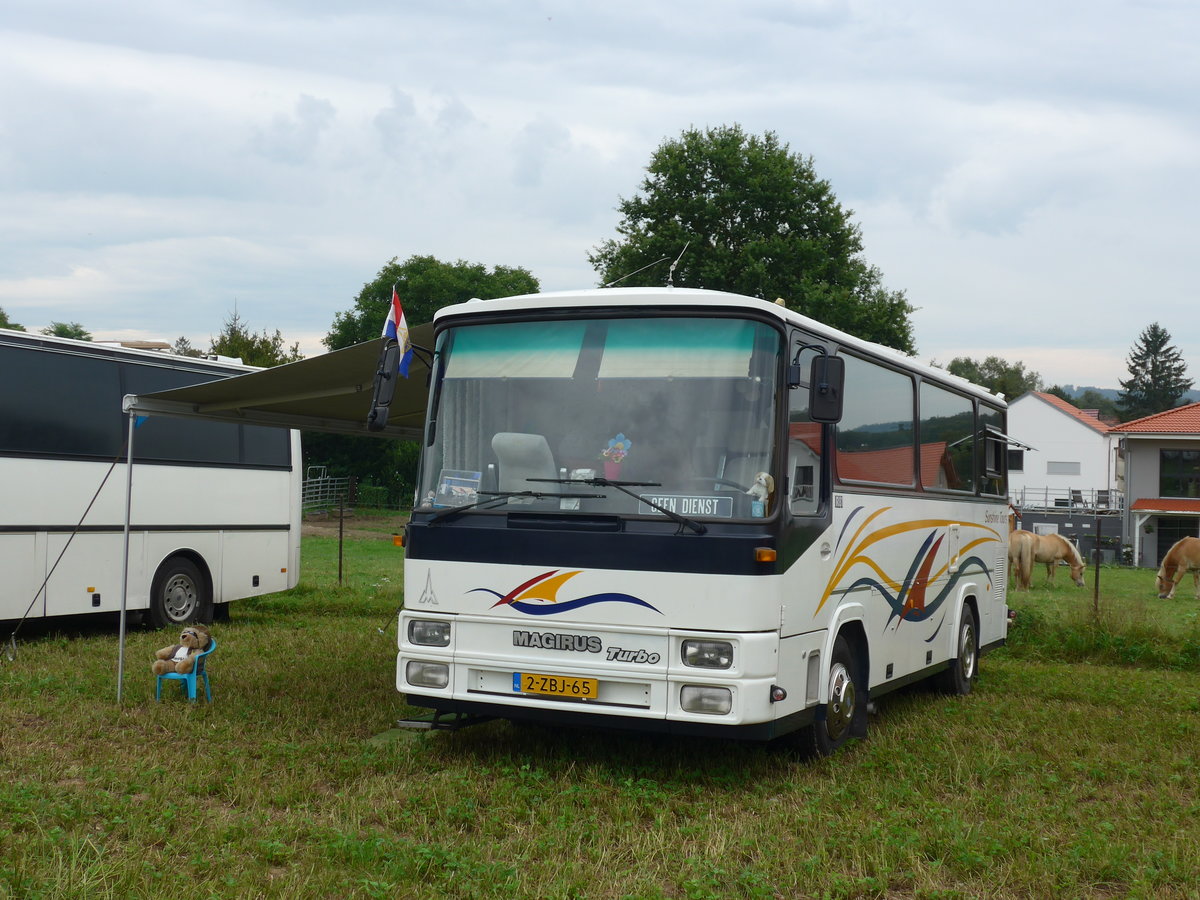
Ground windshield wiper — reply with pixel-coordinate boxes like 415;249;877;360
425;489;604;524
530;477;707;535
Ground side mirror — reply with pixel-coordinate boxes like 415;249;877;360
809;355;844;424
366;341;402;431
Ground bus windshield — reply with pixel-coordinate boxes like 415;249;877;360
417;315;782;521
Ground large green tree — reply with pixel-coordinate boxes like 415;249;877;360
41;321;91;340
209;310;303;367
0;306;25;331
588;125;916;352
945;356;1042;399
1117;322;1193;421
324;255;539;351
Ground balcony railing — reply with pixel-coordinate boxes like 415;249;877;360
1009;487;1124;514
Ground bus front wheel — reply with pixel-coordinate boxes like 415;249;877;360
796;635;862;757
148;557;212;629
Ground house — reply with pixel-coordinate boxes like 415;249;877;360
1007;391;1120;511
1108;402;1200;568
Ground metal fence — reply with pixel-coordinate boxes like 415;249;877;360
1009;487;1125;514
302;467;353;513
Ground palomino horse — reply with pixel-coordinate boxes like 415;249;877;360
1009;530;1085;588
1156;536;1200;599
1008;529;1035;590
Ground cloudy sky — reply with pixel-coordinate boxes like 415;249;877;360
1;0;1196;390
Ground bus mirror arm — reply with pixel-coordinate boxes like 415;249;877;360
790;342;845;424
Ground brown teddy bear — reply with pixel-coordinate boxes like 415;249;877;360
151;624;211;676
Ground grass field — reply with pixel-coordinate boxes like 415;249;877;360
2;531;1199;899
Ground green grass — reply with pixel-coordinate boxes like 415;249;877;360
2;542;1199;898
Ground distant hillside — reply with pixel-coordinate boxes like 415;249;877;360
1057;385;1200;404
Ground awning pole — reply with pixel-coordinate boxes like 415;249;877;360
117;411;136;703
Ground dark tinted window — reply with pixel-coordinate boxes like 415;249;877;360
0;342;289;469
836;355;915;486
919;382;975;492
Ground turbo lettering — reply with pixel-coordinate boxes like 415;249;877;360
604;647;662;665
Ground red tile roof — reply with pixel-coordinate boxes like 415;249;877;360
1109;401;1200;434
1030;392;1111;434
1130;498;1200;513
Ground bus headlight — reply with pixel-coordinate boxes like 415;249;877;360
408;619;451;647
680;685;733;715
682;639;733;669
405;661;449;689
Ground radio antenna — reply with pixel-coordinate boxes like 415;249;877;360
602;255;670;288
666;241;690;287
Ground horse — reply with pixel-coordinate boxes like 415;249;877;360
1008;529;1035;590
1032;532;1086;587
1156;536;1200;599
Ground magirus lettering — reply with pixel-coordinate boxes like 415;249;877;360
512;630;602;653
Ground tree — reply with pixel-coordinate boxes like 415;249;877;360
209;310;303;368
0;306;25;331
588;124;916;352
1046;385;1119;424
945;356;1042;399
1117;322;1193;421
172;336;203;358
41;321;91;340
324;255;539;351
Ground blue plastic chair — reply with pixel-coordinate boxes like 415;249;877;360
155;638;217;702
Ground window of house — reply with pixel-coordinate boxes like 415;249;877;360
1008;449;1024;472
1047;461;1081;476
1160;449;1200;498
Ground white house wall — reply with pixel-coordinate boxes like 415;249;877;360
1008;396;1116;503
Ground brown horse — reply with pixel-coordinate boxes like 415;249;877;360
1156;537;1200;599
1033;532;1086;587
1008;529;1035;590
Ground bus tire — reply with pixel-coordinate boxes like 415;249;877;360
796;635;861;757
148;557;212;629
937;604;978;696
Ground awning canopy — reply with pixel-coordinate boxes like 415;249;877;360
122;323;434;439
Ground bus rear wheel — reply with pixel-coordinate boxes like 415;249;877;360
937;605;978;696
148;557;212;629
796;635;862;757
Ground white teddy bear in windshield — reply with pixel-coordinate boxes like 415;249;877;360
746;471;775;507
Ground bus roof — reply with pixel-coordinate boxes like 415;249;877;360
432;287;1006;406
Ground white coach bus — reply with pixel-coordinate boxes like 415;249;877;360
396;288;1009;754
0;328;301;629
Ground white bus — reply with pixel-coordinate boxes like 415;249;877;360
0;328;301;630
396;288;1009;754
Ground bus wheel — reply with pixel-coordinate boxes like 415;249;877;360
938;605;978;696
148;557;211;629
797;635;861;757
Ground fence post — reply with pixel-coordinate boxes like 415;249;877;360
1092;511;1101;618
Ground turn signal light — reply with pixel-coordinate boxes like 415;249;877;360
755;547;777;563
393;533;405;547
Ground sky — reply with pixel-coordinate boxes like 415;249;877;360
1;0;1197;390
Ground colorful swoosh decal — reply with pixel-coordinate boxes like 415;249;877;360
818;506;1000;630
470;569;662;616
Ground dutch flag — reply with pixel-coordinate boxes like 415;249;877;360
382;286;413;377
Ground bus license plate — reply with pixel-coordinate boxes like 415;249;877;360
513;672;598;699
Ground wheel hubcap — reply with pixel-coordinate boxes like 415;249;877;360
163;574;197;621
960;622;977;680
826;661;855;741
